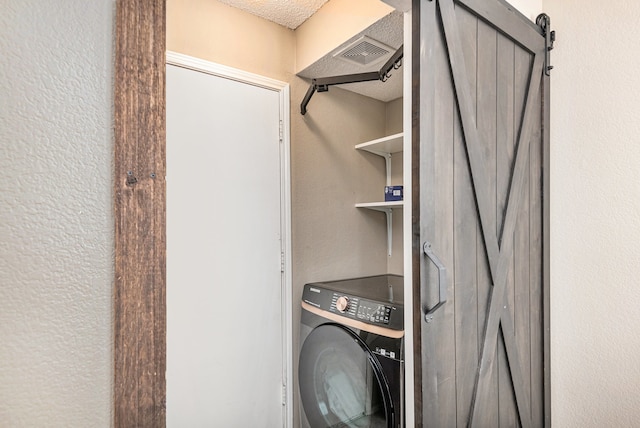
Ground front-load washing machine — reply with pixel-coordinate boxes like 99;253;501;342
298;274;404;428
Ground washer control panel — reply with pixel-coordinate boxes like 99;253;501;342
311;290;402;330
301;276;404;332
326;290;403;328
355;300;392;325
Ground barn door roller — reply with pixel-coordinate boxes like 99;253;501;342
300;45;403;115
536;13;555;76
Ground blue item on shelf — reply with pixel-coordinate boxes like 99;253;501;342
385;185;403;202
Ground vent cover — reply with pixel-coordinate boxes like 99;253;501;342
333;36;394;67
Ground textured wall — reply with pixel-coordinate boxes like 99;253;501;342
291;77;390;427
541;1;640;426
0;1;113;426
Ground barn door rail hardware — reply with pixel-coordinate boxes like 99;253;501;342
536;13;555;76
300;45;403;115
422;241;447;323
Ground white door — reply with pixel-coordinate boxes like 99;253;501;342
166;59;287;427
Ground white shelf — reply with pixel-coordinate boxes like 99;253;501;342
355;133;405;257
355;201;404;211
355;132;404;156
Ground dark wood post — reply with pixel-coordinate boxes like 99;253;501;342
114;0;166;426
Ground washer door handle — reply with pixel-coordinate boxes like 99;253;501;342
422;241;447;322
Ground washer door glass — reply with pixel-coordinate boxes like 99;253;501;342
299;323;393;428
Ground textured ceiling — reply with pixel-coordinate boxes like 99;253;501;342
217;0;329;29
298;11;404;102
218;0;404;101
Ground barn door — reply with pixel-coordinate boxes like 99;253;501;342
413;0;551;426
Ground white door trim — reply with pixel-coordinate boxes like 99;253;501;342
166;51;293;428
401;10;415;428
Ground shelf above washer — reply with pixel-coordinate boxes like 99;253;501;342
355;133;405;258
355;201;404;211
355;132;404;156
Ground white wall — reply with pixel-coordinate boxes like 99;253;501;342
498;0;640;425
541;1;640;426
167;0;295;82
495;1;640;425
0;1;113;425
508;0;542;22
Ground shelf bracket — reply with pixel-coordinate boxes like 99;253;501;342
362;149;393;186
385;208;393;257
356;204;398;257
300;45;404;115
385;154;392;187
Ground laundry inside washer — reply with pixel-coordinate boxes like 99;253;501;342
299;274;404;428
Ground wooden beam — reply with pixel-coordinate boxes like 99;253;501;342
114;0;166;426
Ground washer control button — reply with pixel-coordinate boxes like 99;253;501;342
336;296;350;313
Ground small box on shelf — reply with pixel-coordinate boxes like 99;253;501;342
384;185;403;202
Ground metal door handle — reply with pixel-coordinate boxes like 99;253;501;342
422;241;447;322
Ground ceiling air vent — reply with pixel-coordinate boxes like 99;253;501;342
333;36;394;67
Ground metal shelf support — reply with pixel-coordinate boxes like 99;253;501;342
300;45;403;115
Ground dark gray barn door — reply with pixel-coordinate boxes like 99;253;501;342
412;0;550;426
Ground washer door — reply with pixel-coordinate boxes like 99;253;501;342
299;323;394;428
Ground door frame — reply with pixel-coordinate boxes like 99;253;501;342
114;1;548;426
165;51;293;427
114;1;167;426
114;1;294;425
